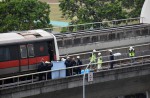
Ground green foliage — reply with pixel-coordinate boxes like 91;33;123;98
118;0;145;17
0;0;51;33
59;0;145;25
59;0;127;24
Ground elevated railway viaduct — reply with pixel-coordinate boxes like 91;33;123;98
54;24;150;55
1;61;150;98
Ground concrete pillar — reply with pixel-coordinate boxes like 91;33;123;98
146;91;150;98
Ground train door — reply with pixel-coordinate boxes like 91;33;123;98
27;44;36;70
19;44;36;71
34;42;50;63
20;45;29;71
47;41;55;61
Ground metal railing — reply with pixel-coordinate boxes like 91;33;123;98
44;17;143;33
0;54;150;89
81;50;150;64
60;43;150;58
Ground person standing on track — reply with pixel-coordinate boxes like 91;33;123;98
90;49;97;70
109;49;114;69
97;52;102;71
129;46;135;63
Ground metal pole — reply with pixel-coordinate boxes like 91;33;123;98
83;62;91;98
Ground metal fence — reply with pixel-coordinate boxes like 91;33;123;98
44;17;143;33
80;50;150;64
55;23;150;48
60;43;150;61
0;54;150;89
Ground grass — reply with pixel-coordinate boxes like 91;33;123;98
39;0;70;22
49;4;70;22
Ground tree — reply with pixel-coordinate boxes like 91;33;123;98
59;0;145;25
0;0;51;33
59;0;127;24
119;0;145;17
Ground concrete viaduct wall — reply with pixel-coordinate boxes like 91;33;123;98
1;63;150;98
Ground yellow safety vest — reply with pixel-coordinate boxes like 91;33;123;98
90;53;96;63
129;50;135;57
97;56;102;64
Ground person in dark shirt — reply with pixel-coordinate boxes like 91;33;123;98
109;49;114;69
45;61;53;79
65;56;71;76
37;61;46;81
70;57;77;75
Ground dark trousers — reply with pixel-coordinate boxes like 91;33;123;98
110;62;114;69
66;69;71;76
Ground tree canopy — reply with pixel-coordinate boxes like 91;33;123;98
0;0;51;33
59;0;145;24
119;0;145;17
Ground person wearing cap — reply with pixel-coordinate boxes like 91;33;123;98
109;49;114;69
97;52;102;71
90;49;97;69
76;56;82;74
129;46;135;63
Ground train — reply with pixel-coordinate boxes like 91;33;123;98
0;29;59;77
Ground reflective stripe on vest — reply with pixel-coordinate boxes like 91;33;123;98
129;51;135;57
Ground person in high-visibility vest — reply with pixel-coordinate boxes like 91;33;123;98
129;46;135;63
90;49;97;69
97;52;102;71
90;49;96;63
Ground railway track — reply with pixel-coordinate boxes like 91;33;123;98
0;43;150;89
60;43;150;64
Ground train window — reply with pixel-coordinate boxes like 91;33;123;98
0;47;10;61
9;45;19;60
34;42;48;56
20;45;27;58
27;44;34;57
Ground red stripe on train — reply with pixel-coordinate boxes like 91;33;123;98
20;58;28;66
0;56;50;69
0;60;19;69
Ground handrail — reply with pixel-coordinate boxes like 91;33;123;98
60;43;150;57
44;17;143;33
0;54;149;81
75;50;150;64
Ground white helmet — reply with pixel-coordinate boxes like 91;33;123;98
77;56;80;59
61;58;65;61
109;49;112;52
93;49;96;52
129;46;134;50
98;52;101;56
